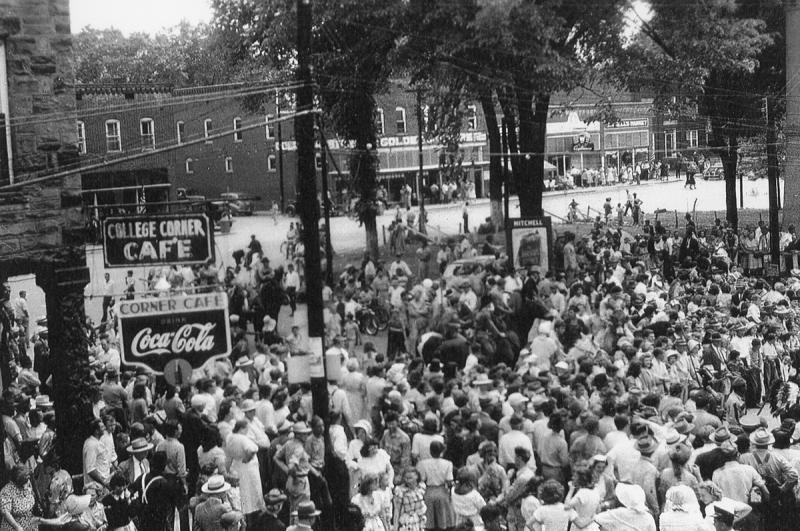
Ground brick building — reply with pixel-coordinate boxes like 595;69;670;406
75;81;706;210
0;0;100;475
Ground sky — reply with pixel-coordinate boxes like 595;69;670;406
70;0;213;35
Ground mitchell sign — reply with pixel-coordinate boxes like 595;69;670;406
118;292;231;374
102;214;214;267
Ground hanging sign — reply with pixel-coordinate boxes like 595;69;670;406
118;292;231;374
507;217;553;274
102;213;214;267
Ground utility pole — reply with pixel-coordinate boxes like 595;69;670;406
501;118;510;227
318;117;334;285
766;95;781;268
415;88;427;235
275;90;286;212
295;0;327;419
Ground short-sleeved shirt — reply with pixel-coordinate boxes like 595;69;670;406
417;457;453;487
83;435;111;491
712;461;765;503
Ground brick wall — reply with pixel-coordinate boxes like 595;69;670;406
0;0;82;257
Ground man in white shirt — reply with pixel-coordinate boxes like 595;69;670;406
389;254;413;280
499;415;535;469
389;278;406;309
459;283;478;312
12;291;29;348
102;272;115;324
284;264;301;316
96;335;121;372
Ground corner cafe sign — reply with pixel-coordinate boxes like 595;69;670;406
118;292;231;374
102;214;214;267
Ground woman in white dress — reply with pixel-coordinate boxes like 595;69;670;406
225;419;265;517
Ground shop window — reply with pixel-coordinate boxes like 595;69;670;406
376;108;385;135
266;115;275;139
687;129;699;148
176;121;185;144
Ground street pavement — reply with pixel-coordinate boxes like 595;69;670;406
8;176;777;330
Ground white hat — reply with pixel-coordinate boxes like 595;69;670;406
615;483;647;513
202;475;232;494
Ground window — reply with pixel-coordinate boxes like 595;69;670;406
266;115;275;139
687;129;699;148
185;158;194;174
376;108;385;135
76;121;86;154
233;117;243;142
225;156;233;173
665;129;676;157
105;120;121;153
395;107;406;134
423;105;431;132
204;119;213;142
315;153;323;170
176;121;185;144
467;105;477;130
140;118;155;150
268;154;276;171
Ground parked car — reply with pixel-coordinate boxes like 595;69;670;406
220;192;259;216
702;156;724;180
441;255;497;289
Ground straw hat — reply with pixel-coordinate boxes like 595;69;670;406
202;475;232;494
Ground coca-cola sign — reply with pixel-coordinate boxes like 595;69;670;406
118;293;231;374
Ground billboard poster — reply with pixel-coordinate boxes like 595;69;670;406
507;217;553;274
118;292;231;374
102;214;214;267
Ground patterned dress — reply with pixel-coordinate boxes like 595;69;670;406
0;482;36;531
393;484;427;531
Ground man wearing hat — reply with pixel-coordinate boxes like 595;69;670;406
695;427;736;480
256;489;288;531
710;502;736;531
630;436;660;516
273;422;312;476
118;437;153;483
740;427;798;517
232;356;256;394
194;475;243;530
287;500;320;531
499;393;534;438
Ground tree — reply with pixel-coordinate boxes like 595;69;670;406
403;0;627;221
618;0;780;231
73;23;235;86
212;0;403;259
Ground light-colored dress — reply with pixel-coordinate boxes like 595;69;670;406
225;433;265;514
352;492;387;531
341;371;367;421
568;488;601;531
451;488;486;528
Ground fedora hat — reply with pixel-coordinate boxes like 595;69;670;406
740;414;763;432
294;500;321;519
663;430;685;446
635;436;658;455
265;489;287;504
235;356;254;368
240;399;256;412
126;437;153;454
34;395;53;409
749;427;775;447
202;474;231;494
292;421;312;435
712;427;735;445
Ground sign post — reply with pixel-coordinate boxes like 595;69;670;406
117;292;231;374
506;217;553;274
102;213;214;268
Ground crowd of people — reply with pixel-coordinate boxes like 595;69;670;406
5;206;800;531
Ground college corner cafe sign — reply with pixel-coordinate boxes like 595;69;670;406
118;292;231;374
102;214;214;267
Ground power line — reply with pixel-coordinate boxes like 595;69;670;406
0;110;317;192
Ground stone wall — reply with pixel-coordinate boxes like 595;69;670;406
0;0;83;258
